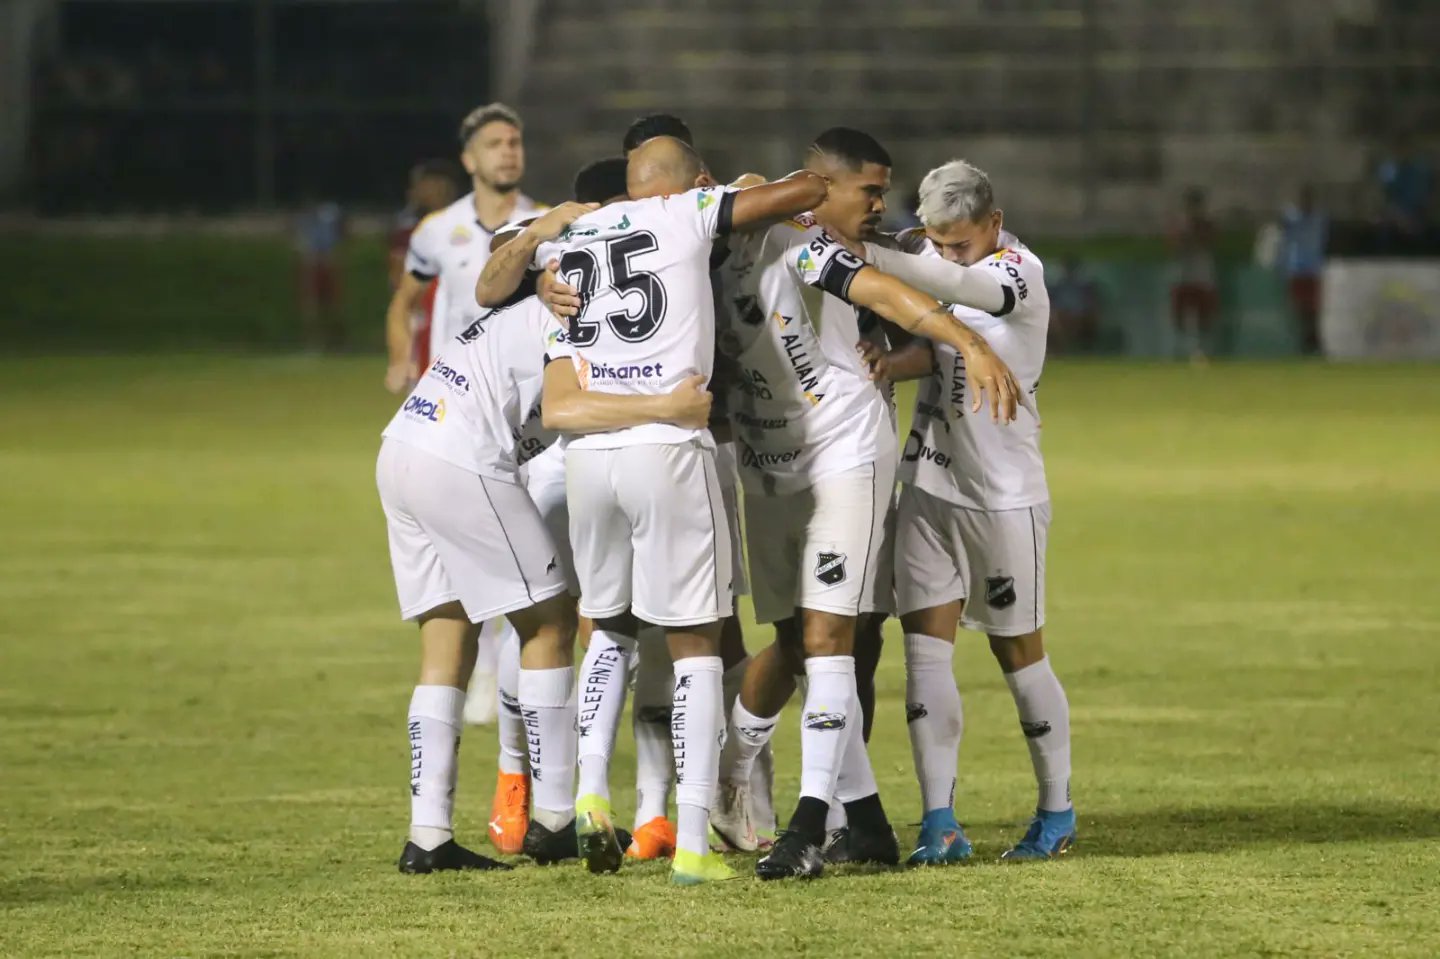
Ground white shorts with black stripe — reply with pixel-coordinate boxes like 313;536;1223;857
745;459;897;625
565;442;733;627
376;438;569;623
894;484;1049;637
520;443;579;594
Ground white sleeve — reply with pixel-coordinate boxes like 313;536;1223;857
792;227;867;301
862;242;1008;315
542;315;575;363
971;248;1042;317
684;186;739;242
404;218;443;280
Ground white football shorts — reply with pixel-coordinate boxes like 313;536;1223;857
376;438;569;623
565;441;733;627
714;441;750;599
745;458;896;625
520;443;578;594
894;484;1050;637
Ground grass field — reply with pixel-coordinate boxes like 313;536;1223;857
3;356;1439;957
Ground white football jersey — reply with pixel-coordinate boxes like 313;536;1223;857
404;191;546;346
717;214;895;495
381;296;559;480
901;232;1049;510
537;186;737;450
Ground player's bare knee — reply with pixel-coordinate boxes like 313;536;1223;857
989;629;1045;672
900;601;963;641
666;621;721;660
801;608;855;658
594;611;638;636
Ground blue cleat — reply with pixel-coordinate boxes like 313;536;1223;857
906;809;973;866
1001;807;1077;862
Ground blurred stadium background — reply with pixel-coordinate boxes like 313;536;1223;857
3;3;1440;956
1;0;1437;355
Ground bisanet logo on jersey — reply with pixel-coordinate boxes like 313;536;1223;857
402;395;446;423
448;225;472;246
426;358;469;394
577;356;666;388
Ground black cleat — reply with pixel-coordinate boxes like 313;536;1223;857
397;839;513;874
525;819;633;869
523;819;579;865
755;830;826;880
822;826;900;866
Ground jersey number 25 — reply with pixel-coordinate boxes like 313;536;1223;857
558;231;669;346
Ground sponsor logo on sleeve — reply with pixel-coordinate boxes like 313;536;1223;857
697;190;716;211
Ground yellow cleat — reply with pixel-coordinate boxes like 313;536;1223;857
576;794;624;874
487;771;530;856
626;817;677;860
671;849;740;886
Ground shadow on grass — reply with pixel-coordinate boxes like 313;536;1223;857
1010;801;1440;858
0;871;204;908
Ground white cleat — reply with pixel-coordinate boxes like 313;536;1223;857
710;780;759;852
464;670;498;726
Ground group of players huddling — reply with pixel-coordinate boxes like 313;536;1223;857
377;103;1074;884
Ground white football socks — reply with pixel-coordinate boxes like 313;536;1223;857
798;655;856;803
724;696;778;786
575;630;635;803
632;632;675;827
833;688;878;805
1004;656;1072;812
518;665;576;832
671;655;724;857
407;684;466;850
495;622;526;776
904;632;963;814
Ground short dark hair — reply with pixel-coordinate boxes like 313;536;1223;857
808;127;892;171
412;157;464;188
623;114;694;154
573;157;629;203
458;103;522;146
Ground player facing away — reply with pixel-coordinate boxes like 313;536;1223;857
377;198;712;873
709;132;1027;880
858;159;1076;863
484;160;637;860
531;137;830;884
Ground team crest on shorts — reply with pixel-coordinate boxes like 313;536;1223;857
814;550;847;586
803;711;846;731
986;575;1017;609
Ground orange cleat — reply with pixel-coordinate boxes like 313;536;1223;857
487;771;530;855
625;816;677;860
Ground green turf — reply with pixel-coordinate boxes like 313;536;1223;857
2;357;1438;957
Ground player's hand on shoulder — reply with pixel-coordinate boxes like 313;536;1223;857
664;374;713;429
525;201;600;242
537;258;582;324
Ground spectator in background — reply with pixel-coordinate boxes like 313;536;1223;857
1278;185;1328;355
1377;136;1433;250
387;160;462;372
295;198;347;352
1048;256;1100;354
1167;187;1219;364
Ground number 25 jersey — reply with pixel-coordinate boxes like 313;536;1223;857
535;186;737;451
